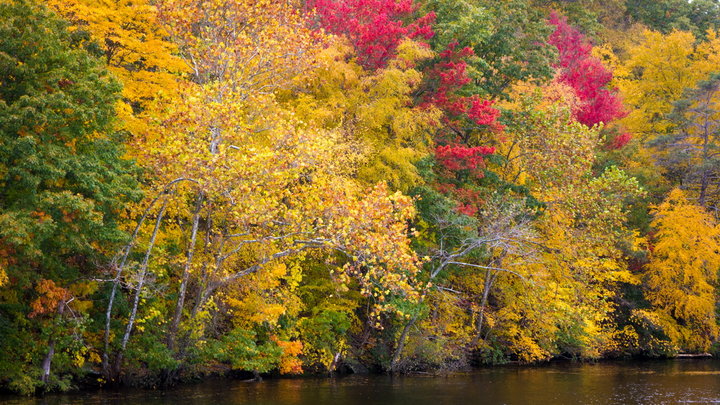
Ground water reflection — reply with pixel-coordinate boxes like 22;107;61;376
4;360;720;405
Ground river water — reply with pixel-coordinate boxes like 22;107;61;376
3;360;720;404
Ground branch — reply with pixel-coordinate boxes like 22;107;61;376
446;261;527;280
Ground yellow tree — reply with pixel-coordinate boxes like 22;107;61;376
388;81;642;368
607;29;720;211
283;38;441;193
614;30;705;140
482;83;643;361
612;28;720;184
102;0;423;378
643;188;720;352
46;0;187;140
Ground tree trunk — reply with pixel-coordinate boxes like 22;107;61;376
41;300;66;386
103;189;171;375
471;269;494;346
390;314;418;373
112;201;167;377
699;117;711;207
167;193;204;351
329;351;342;374
471;253;506;347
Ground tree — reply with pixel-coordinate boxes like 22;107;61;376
611;29;720;201
423;0;556;100
46;0;187;145
307;0;435;70
614;30;709;140
625;0;720;38
548;12;626;128
283;38;441;192
653;74;720;210
0;0;140;393
419;41;507;219
100;0;424;381
643;189;720;352
488;84;641;361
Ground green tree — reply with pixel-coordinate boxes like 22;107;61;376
422;0;556;100
626;0;720;37
0;0;140;393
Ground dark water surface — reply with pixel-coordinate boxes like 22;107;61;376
4;360;720;404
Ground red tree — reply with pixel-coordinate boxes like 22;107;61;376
422;41;504;134
435;144;496;173
548;12;626;128
309;2;502;216
308;0;435;69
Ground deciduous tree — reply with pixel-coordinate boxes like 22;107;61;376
0;0;140;392
643;189;720;352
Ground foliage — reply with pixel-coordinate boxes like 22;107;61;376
0;0;141;392
642;189;720;352
46;0;187;145
283;38;440;192
625;0;720;37
209;328;284;373
613;29;720;140
548;12;626;128
4;0;720;393
422;0;556;99
308;0;435;70
652;73;720;210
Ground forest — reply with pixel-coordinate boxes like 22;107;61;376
2;0;720;395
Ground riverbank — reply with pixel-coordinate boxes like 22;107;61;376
1;356;716;401
3;359;720;405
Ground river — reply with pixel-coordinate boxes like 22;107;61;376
3;360;720;404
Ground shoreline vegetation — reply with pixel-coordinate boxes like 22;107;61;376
3;0;720;396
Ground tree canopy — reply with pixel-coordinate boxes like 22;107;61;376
2;0;720;394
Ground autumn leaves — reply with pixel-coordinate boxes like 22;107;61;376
4;0;720;394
